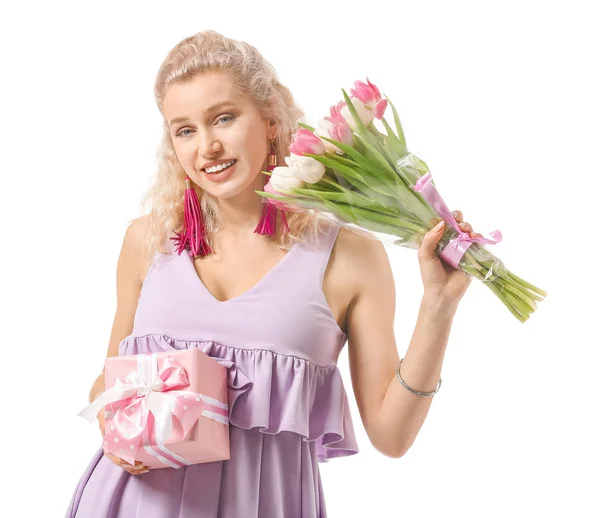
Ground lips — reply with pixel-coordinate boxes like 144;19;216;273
202;160;238;182
202;159;237;172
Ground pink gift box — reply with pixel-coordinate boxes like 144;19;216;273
100;347;230;470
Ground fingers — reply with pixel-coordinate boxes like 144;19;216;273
429;211;482;239
97;410;105;436
452;210;482;238
101;413;149;475
459;223;482;239
458;222;473;233
120;460;150;476
105;452;150;475
451;210;463;223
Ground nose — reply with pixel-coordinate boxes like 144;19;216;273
199;134;223;158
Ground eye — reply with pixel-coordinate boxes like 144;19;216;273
175;115;235;138
217;114;235;125
176;128;193;138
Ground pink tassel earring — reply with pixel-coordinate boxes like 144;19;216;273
254;138;289;235
171;176;213;257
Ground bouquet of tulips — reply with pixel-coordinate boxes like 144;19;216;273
256;78;546;323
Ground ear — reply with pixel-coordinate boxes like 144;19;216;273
266;119;278;140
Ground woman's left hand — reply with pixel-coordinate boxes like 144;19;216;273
417;210;483;305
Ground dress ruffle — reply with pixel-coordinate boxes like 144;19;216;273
119;333;359;463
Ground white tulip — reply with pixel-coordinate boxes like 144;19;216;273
269;166;304;192
284;154;326;184
340;97;373;131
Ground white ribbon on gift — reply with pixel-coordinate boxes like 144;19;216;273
78;352;229;468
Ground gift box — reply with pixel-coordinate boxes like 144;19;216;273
78;347;230;469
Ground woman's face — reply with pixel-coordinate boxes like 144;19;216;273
163;71;276;200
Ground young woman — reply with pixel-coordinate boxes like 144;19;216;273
66;30;480;518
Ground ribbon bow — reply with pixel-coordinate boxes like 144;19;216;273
78;352;229;468
412;172;503;271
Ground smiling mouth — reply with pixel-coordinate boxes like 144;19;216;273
202;159;237;174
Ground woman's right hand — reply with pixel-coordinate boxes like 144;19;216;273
97;402;150;476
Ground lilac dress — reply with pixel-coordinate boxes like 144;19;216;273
66;222;359;518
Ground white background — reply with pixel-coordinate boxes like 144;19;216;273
1;1;598;516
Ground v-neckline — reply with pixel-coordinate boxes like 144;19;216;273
185;242;299;304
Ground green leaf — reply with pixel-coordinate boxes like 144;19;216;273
321;153;384;189
295;188;385;213
382;136;397;162
382;138;406;179
384;95;407;152
304;153;371;188
340;89;369;138
368;123;388;140
308;177;343;192
320;198;422;234
381;139;416;189
322;153;361;169
299;153;408;214
352;133;402;184
254;190;300;203
297;121;316;132
326;168;404;211
317;134;378;173
306;153;401;205
380;117;406;158
254;190;327;212
340;89;383;151
312;148;411;208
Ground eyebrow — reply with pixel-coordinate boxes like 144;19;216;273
169;101;236;126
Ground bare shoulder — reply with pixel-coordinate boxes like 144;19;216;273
335;225;391;297
102;214;153;361
122;214;153;284
336;224;383;252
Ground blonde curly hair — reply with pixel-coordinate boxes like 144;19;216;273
135;30;328;276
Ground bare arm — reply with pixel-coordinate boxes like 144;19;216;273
345;229;458;458
91;215;154;475
376;295;456;457
88;215;150;407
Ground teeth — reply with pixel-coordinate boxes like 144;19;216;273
205;160;235;173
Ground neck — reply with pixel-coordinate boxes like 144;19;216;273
213;174;268;235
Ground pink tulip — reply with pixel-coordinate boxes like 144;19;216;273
350;78;388;120
330;120;354;146
350;77;381;105
289;128;325;156
263;181;303;213
373;99;388;120
323;101;353;146
325;101;347;125
264;181;292;211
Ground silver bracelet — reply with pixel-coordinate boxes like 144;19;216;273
396;358;442;397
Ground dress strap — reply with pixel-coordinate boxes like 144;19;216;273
316;223;340;285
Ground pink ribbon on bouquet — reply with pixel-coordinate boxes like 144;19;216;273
411;172;503;268
78;352;229;468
